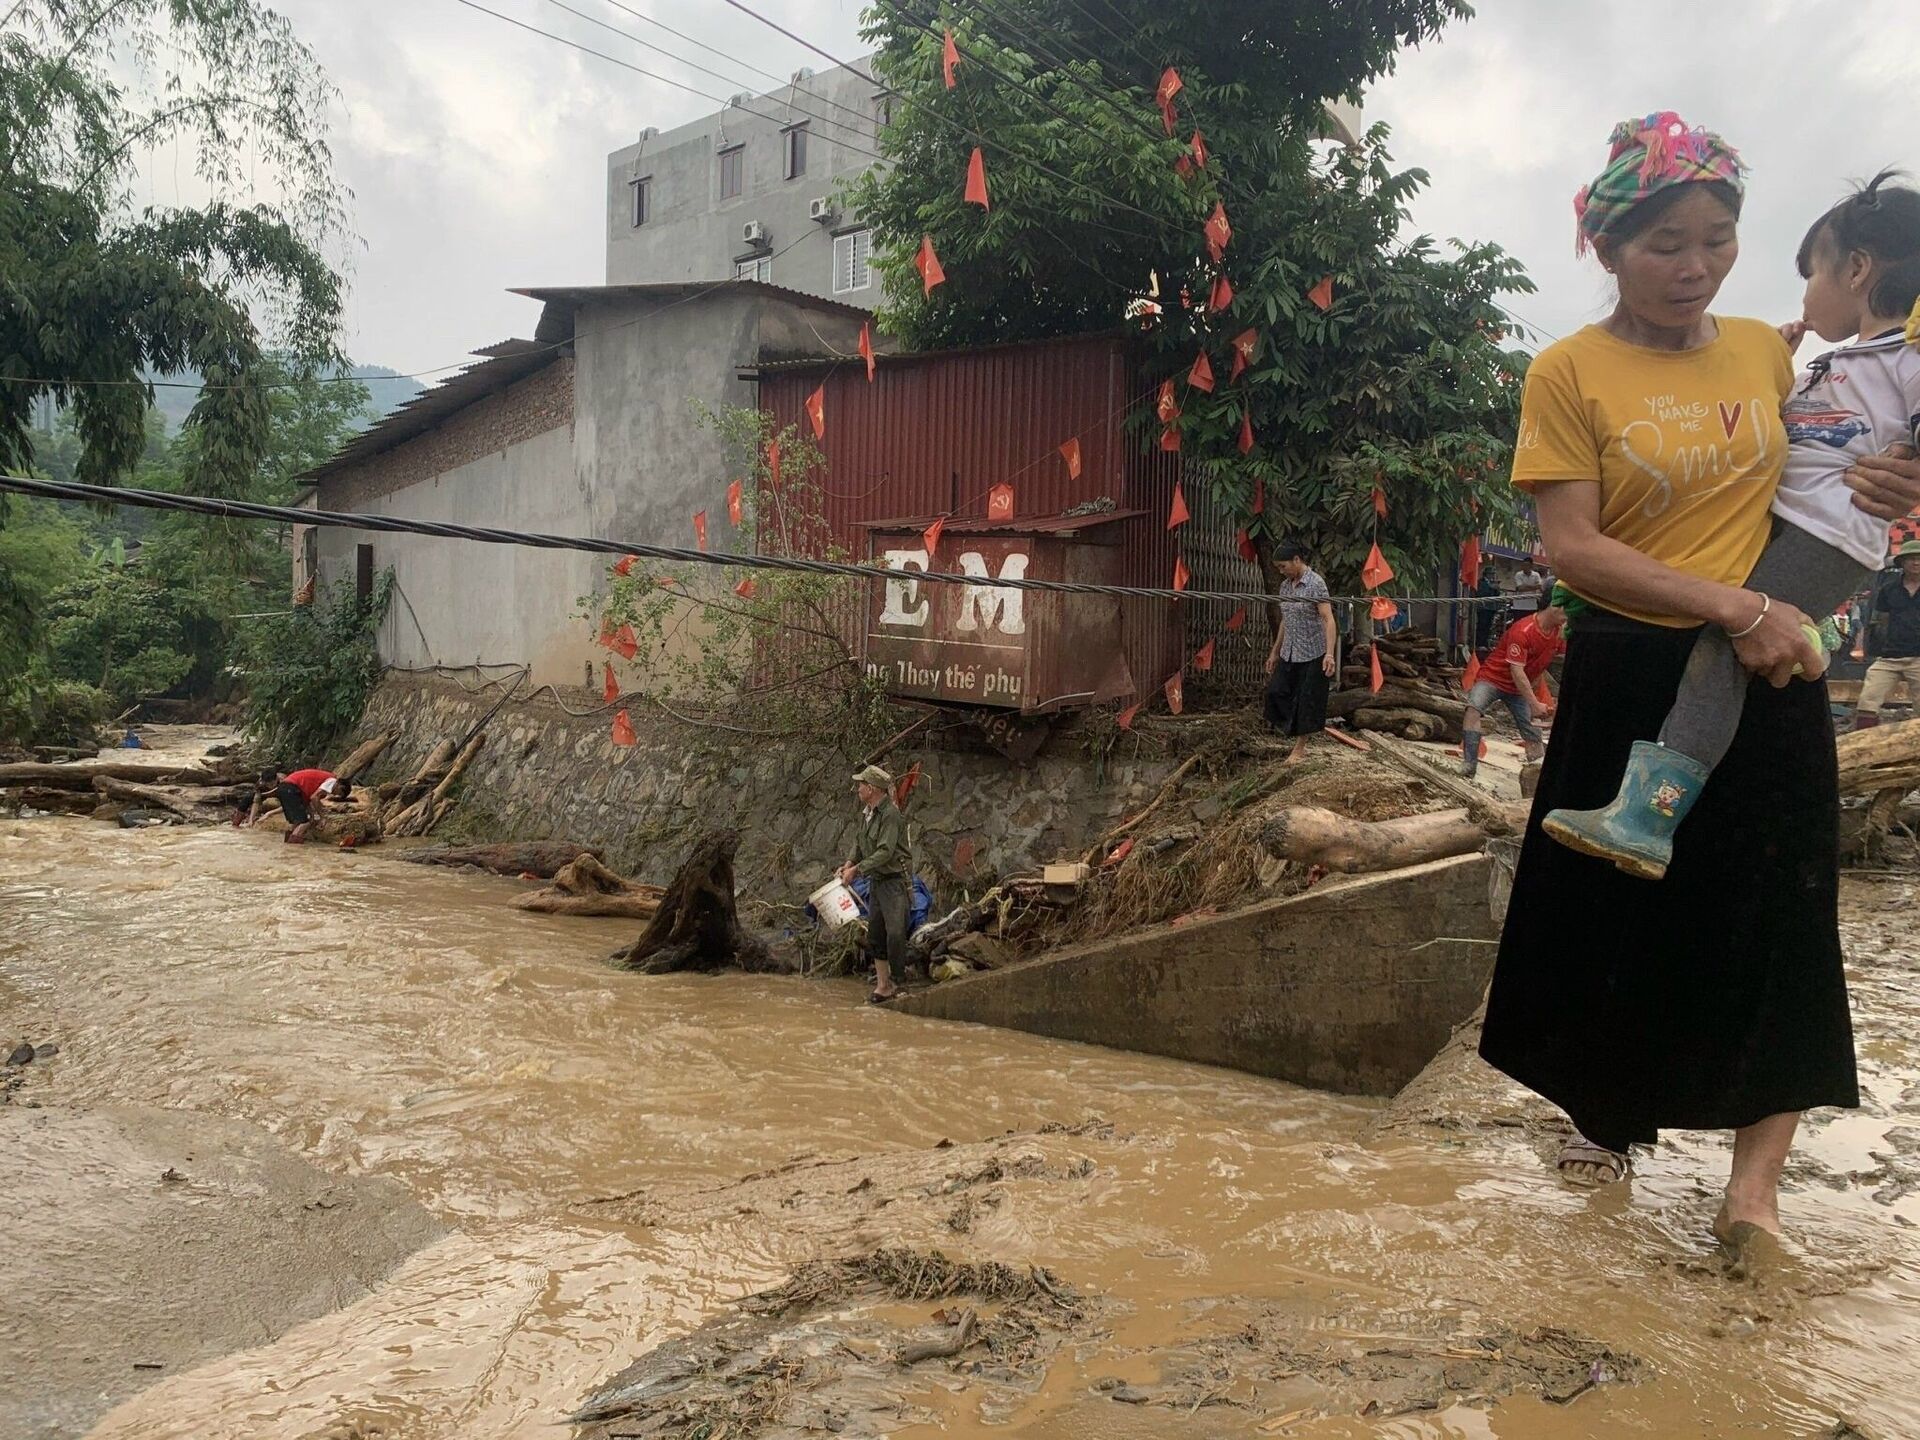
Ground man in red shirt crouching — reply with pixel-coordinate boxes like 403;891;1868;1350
1461;603;1566;779
271;767;351;844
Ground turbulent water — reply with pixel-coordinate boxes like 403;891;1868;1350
4;791;1918;1438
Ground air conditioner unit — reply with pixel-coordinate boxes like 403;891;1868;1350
742;220;768;246
808;197;835;224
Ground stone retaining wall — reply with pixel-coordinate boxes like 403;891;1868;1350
354;677;1173;892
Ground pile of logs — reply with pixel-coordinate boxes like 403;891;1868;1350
1332;631;1468;743
0;757;254;824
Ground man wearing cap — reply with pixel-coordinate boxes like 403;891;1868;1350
1855;540;1920;728
840;765;912;1003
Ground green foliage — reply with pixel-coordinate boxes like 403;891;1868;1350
0;658;106;750
239;576;392;763
847;0;1534;595
587;404;897;753
46;563;194;707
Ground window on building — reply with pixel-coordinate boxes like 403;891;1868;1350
873;93;893;131
782;123;808;180
832;229;872;294
734;256;772;282
628;175;650;227
718;145;743;200
354;544;374;609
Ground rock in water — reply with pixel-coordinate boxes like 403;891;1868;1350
6;1043;34;1066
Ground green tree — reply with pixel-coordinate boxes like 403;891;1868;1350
239;574;391;762
46;560;193;707
846;0;1533;599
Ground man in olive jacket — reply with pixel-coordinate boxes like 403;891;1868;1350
840;764;911;1003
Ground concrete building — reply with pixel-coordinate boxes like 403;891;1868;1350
296;282;869;688
605;63;884;306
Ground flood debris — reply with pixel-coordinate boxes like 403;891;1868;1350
513;851;664;918
614;829;794;974
401;840;606;878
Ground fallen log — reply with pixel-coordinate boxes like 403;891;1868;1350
513;853;664;918
1836;718;1920;798
91;776;248;823
1329;683;1466;725
0;759;218;789
332;729;398;782
402;841;604;877
1352;706;1450;742
1;786;101;814
388;733;485;837
1260;805;1497;873
1362;730;1529;834
377;740;457;825
614;829;790;973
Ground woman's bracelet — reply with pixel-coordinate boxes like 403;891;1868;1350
1728;592;1771;639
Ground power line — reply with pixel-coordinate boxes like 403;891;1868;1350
0;471;1516;608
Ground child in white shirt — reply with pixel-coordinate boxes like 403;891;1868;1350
1546;170;1920;880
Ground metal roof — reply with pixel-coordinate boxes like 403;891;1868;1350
856;510;1146;535
510;280;871;344
298;339;561;483
749;328;1129;376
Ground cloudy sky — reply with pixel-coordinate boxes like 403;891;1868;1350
183;0;1919;375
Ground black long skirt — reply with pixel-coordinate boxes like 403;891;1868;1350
1265;657;1330;737
1479;611;1858;1152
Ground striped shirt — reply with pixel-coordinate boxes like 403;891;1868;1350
1275;569;1331;662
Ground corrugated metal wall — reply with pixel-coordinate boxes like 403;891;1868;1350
760;333;1185;706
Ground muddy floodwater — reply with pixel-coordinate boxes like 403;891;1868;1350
5;803;1920;1438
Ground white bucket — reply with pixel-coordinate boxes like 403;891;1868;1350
809;878;864;930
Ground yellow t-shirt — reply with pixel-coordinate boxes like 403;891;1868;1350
1512;317;1794;626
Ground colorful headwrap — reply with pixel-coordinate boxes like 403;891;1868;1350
1573;111;1745;257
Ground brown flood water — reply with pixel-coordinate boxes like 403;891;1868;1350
3;802;1919;1438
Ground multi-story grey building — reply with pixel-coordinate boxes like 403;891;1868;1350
605;62;887;307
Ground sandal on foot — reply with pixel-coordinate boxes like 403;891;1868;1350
1556;1138;1630;1186
868;990;898;1005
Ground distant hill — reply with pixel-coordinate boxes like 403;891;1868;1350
145;363;425;435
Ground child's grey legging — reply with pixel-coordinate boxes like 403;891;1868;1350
1659;522;1865;769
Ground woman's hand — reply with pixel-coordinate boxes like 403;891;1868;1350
1728;592;1822;687
1777;319;1807;349
1265;650;1279;677
1845;446;1920;521
1321;651;1337;678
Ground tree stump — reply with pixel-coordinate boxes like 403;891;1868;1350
614;830;776;974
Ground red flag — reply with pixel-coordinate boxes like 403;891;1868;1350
1362;542;1394;590
613;554;636;577
987;483;1014;522
611;708;636;746
1167;481;1191;530
727;479;744;526
893;761;922;809
1174;152;1194;180
597;615;615;646
1370;595;1398;622
1229;327;1258;381
1225;607;1247;633
611;624;638;660
858;322;875;382
915;234;945;294
1156;378;1179;423
1194;638;1215;673
1204;202;1231;262
1369;646;1384;694
1188;350;1215;393
1159;424;1181;453
1191;129;1209;168
942;27;959;87
805;385;825;439
1163;670;1185;714
1534;675;1554;708
767;439;781;488
1252;475;1265;514
1172;555;1190;592
1307;274;1335;312
923;516;944;556
1059;437;1081;479
603;661;620;702
1372;486;1388;520
693;510;708;551
1459;534;1482;591
1116;701;1141;732
1155;67;1183;133
734;575;757;600
1209;274;1233;312
1463;655;1482;690
1236;528;1257;564
964;146;990;208
1105;836;1135;866
1238;409;1255;455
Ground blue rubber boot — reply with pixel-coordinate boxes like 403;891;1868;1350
1542;740;1712;881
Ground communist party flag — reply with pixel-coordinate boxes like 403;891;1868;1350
1209;274;1233;312
1362;541;1394;589
613;554;636;576
1238;410;1255;455
1370;595;1398;621
1188;350;1215;393
805;385;825;439
1372;485;1388;519
611;709;636;746
1229;327;1258;380
692;510;708;551
727;479;744;526
1463;654;1482;689
923;516;944;556
1193;638;1215;673
1116;701;1141;731
1163;670;1185;714
987;483;1014;522
1155;67;1182;133
1225;607;1247;632
1204;202;1231;262
1460;534;1483;590
1369;646;1384;693
602;661;620;702
1059;437;1081;479
916;235;945;294
733;575;757;600
1307;274;1335;311
1167;480;1191;530
1236;529;1257;563
610;624;638;660
942;27;959;87
1159;424;1181;453
1172;555;1190;592
1157;378;1179;424
1191;129;1209;168
858;322;875;382
893;761;922;808
1174;153;1193;180
964;147;990;208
